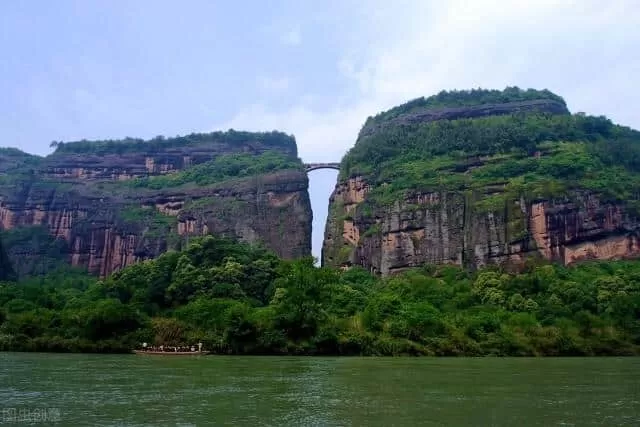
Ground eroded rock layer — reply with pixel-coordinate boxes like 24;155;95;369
0;132;311;277
324;179;640;275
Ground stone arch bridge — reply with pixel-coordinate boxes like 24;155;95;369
304;162;340;172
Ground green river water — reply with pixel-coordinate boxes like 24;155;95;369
1;353;639;426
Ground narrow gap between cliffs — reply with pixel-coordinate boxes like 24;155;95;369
307;169;339;265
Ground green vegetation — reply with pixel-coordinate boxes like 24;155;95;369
127;151;302;190
0;147;41;166
0;226;70;279
182;198;250;225
50;130;297;156
2;88;639;356
364;87;566;126
119;206;178;241
342;88;640;212
0;148;43;186
1;235;639;355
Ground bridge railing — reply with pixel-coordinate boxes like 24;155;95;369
304;163;340;171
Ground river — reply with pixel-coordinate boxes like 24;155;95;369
1;353;639;426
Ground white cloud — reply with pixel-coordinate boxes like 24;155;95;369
219;0;640;163
280;27;302;46
217;102;369;162
257;76;290;93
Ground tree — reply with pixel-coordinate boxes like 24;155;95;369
81;299;143;341
223;302;256;353
166;255;205;305
273;258;336;340
151;317;188;346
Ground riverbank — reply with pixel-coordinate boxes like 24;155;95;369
2;237;639;358
2;337;639;356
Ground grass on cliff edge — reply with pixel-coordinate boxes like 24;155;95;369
49;130;297;156
363;87;566;127
341;98;640;210
121;151;303;190
1;234;639;356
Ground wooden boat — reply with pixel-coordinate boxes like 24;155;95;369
133;350;210;356
134;342;208;355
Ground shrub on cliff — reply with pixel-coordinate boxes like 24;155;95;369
365;87;566;125
50;130;297;156
341;88;640;210
126;151;303;190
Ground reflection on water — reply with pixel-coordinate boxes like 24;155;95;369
1;353;639;426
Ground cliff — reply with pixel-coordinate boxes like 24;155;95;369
0;131;311;277
0;234;14;281
323;87;640;274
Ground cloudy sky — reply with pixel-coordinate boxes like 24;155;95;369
1;0;639;258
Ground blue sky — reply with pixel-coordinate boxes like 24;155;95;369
1;0;639;259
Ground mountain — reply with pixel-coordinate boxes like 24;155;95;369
0;131;311;278
2;88;640;357
323;87;640;275
4;87;640;280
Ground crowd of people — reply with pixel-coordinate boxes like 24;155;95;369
139;343;203;352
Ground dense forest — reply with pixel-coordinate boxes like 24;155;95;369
342;88;640;209
363;87;567;126
0;235;638;356
49;130;297;156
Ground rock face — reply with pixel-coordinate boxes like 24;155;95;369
0;131;311;277
0;234;14;281
323;88;640;275
323;181;640;275
42;133;297;181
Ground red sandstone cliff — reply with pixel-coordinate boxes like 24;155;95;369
0;132;311;277
323;177;640;275
322;90;640;275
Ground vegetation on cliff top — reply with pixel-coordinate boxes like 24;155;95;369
119;206;179;243
0;147;41;167
1;235;639;356
363;87;567;127
127;151;303;190
341;88;640;209
49;130;297;156
0;148;43;186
